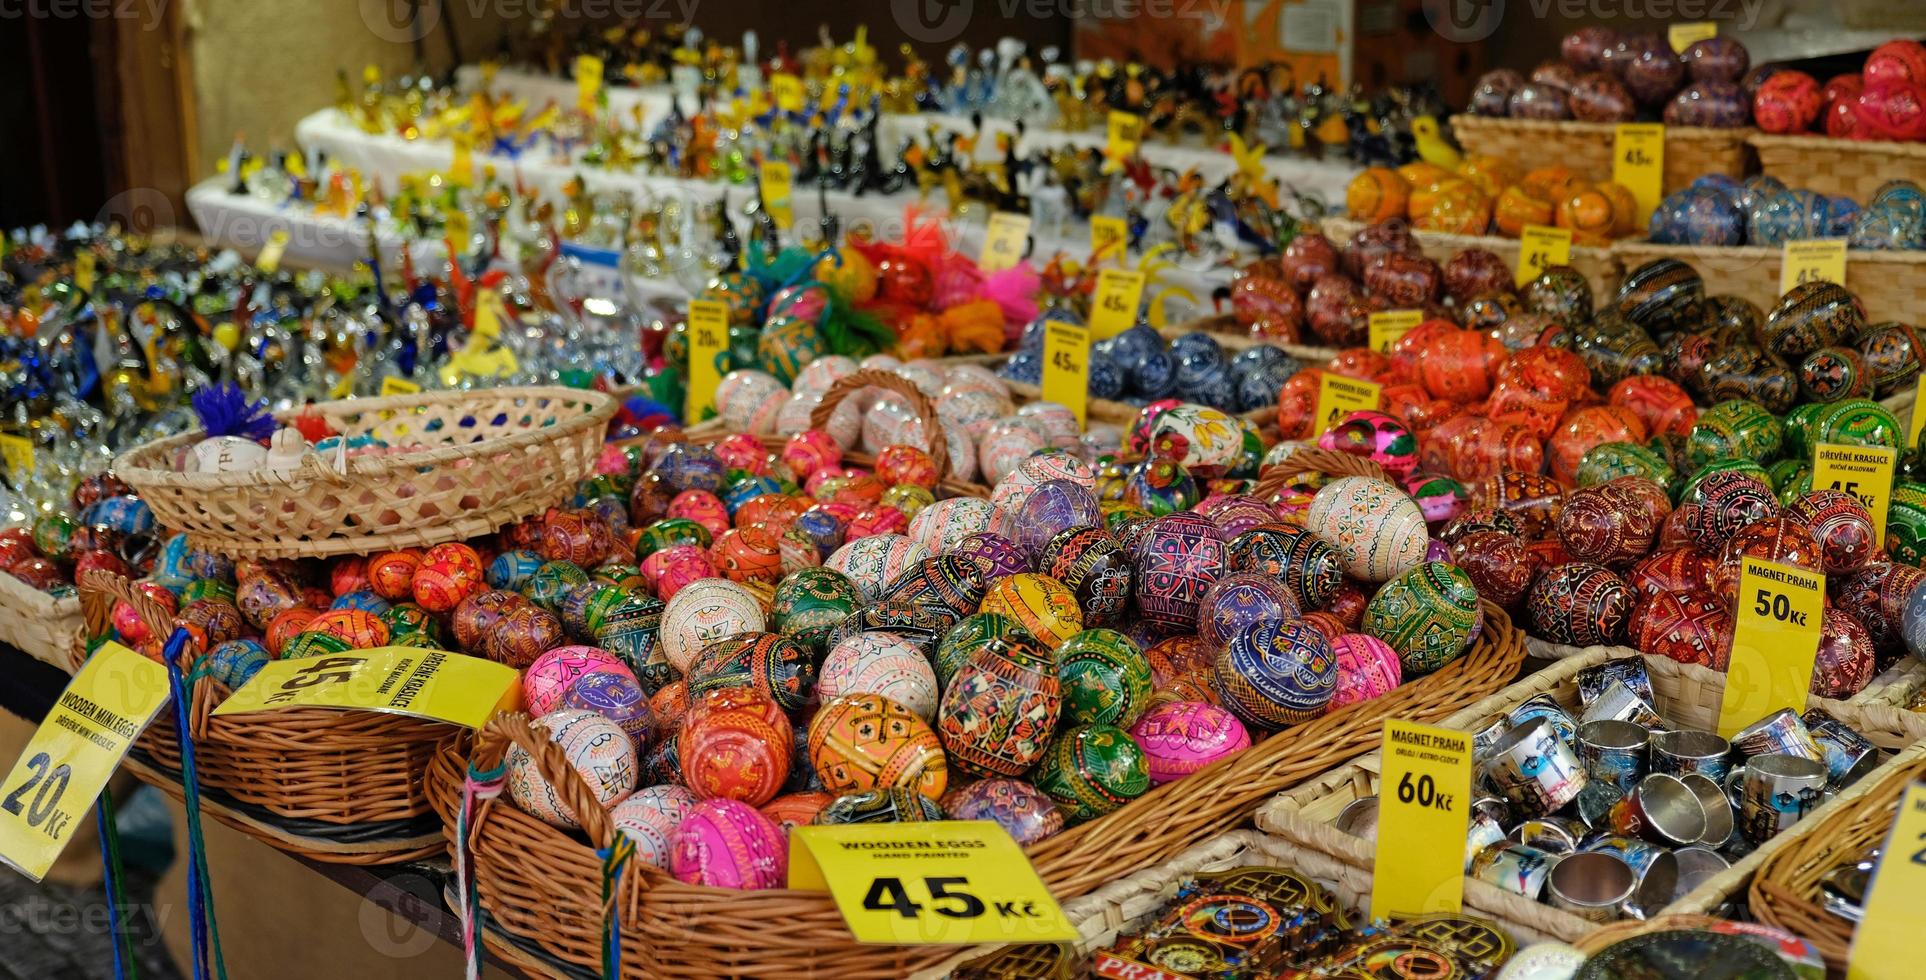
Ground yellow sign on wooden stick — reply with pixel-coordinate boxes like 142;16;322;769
1718;558;1825;738
979;212;1031;272
1514;225;1572;287
685;299;730;422
1041;320;1091;431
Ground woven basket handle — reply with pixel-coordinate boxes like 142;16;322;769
469;711;622;851
1249;447;1392;500
77;569;179;659
808;368;952;482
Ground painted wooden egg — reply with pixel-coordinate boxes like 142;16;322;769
263;607;318;657
666;490;731;539
824;534;928;603
449;589;517;651
871;444;938;490
1328;634;1403;708
485;549;546;592
806;693;948;800
1128;701;1250;785
1614;258;1706;340
1626;547;1716;602
934;613;1037;690
660;578;767;672
670;797;787;889
1765;280;1866;359
779;429;843;482
1227;523;1343;610
940;779;1063;844
1632;588;1733;669
482;604;566;669
1444;531;1530;608
1307;477;1428;582
1555;481;1662;568
1013;480;1102;559
205;639;269;690
1131;513;1228;632
1056;628;1154;728
759;792;833;834
1363;563;1481;675
366;549;422;600
562;670;654;744
308;607;388;649
951;531;1029;580
988;452;1098;521
1471;470;1567;541
1143;636;1216;688
882;555;989;620
1197;573;1302;649
1672;470;1780;551
1813;398;1903;451
506;709;638;829
1809;609;1875;699
1196;494;1278;540
711;524;784;584
1144;404;1243;477
686;631;816;713
1686;400;1785;470
412;543;484;614
978;573;1084;647
1213;620;1338;730
827;601;956;659
1036;525;1133;626
610;784;699;869
1122;458;1202;517
817;633;940;721
522;560;589;611
1318;410;1419;478
679;691;792;805
1032;724;1150;823
524;645;630;716
1574;442;1677;494
540;511;614;568
906;498;994;555
768;567;861;653
978;423;1048;485
937;630;1062;777
645;546;720;603
1527;562;1634;646
815;789;947;824
1712;518;1822;601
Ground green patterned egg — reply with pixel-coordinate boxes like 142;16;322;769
934;612;1034;690
1814;398;1903;451
1678;458;1774;506
594;594;669;691
281;630;354;661
388;629;446;650
635;517;714;561
1770;460;1813;505
1782;401;1827;459
182;579;236;606
522;560;589;611
1056;629;1153;728
1575;442;1677;495
592;563;648;592
1887;483;1926;567
1362;562;1481;675
381;602;445;644
1686;400;1784;470
771;568;862;653
1031;724;1151;823
756;315;825;387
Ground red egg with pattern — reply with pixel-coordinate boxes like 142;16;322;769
1450;531;1535;607
1713;518;1822;602
1632;588;1732;668
365;549;422;600
1786;489;1878;575
1609;376;1697;437
1811;608;1876;698
680;690;793;805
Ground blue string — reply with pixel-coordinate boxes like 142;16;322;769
163;628;227;980
94;789;133;980
596;835;636;979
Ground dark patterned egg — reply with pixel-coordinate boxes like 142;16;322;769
1615;258;1706;341
1712;517;1823;601
1765;281;1867;359
1811;608;1876;698
1363;562;1482;674
1555;480;1665;567
1038;525;1134;626
936;633;1061;778
1570;71;1636;121
1632;588;1732;668
1450;531;1534;607
1671;470;1780;551
1227;523;1344;610
1213;620;1338;730
1563;27;1619;71
1786;489;1878;574
881;555;988;621
1623;46;1686;105
1471;470;1566;540
1858;321;1925;397
1197;573;1302;648
1798;346;1870;402
1685;36;1749;83
1527;562;1634;646
1521;266;1594;325
1133;513;1228;631
1031;724;1151;823
687;632;817;714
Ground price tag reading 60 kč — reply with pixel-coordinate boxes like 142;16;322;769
1371;719;1473;919
1719;557;1825;738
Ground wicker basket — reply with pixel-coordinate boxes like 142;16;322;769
426;595;1525;978
112;386;614;559
72;569;452;864
1749;746;1926;971
1319;217;1621;306
1452;116;1754;197
1521;637;1923;712
1611;239;1926;325
0;572;83;669
1257;650;1926;945
1155;312;1341;365
1749;133;1926;202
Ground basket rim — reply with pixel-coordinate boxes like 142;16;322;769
1450;114;1758;141
1746;131;1926;157
1315;217;1623;257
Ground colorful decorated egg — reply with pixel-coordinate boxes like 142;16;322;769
1328;634;1403;708
670;798;787;889
937;632;1062;777
1812;608;1877;698
1036;525;1133;625
1318;411;1419;478
365;549;421;600
686;631;816;713
205;639;269;690
933;613;1036;690
412;542;484;613
506;709;638;829
679;691;792;805
1363;563;1481;675
1056;629;1154;728
816;633;939;721
522;560;590;611
1128;701;1251;785
660;579;767;672
905;497;995;554
485;550;545;592
1133;513;1229;632
1307;477;1428;582
1196;573;1302;649
562;670;653;743
1032;724;1150;823
759;792;833;834
806;693;947;800
815;789;946;824
1214;620;1338;730
768;567;862;653
308;607;388;649
882;555;989;620
827;601;956;657
1227;524;1343;610
824;534;928;603
978;573;1084;647
1527;562;1634;646
1471;470;1567;540
1632;588;1732;669
483;604;567;669
524;645;630;716
939;779;1063;844
610;784;699;869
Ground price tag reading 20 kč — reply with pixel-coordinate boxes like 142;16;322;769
1718;557;1825;738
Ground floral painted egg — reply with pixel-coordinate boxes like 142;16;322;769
906;497;994;554
1363;563;1481;675
1786;489;1877;574
1227;524;1343;610
1036;526;1133;626
1812;608;1877;698
1056;628;1154;728
524;645;630;716
670;798;787;889
937;631;1062;777
882;555;989;620
686;631;816;713
1197;573;1302;649
934;613;1036;690
506;709;638;829
1121;458;1202;518
1471;470;1567;541
1132;513;1229;632
1404;473;1471;524
1145;404;1244;477
940;779;1063;844
610;784;699;869
807;693;947;800
365;549;422;600
1632;588;1733;669
824;534;928;603
769;567;862;653
1214;619;1338;730
1318;410;1419;478
978;573;1083;647
1527;563;1634;646
680;691;792;805
815;789;946;824
1328;634;1403;709
1032;724;1150;823
660;579;767;672
1307;477;1428;582
816;633;939;721
1128;701;1251;785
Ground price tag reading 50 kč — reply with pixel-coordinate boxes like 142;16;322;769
1719;557;1825;737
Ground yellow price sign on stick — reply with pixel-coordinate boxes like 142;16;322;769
0;642;170;882
1368;309;1423;353
1371;720;1473;919
760;160;794;230
1106;111;1143;160
1669;22;1718;54
1719;558;1825;738
1090;215;1128;260
379;377;421;397
979;212;1032;272
74;251;97;293
769;73;805;113
788;821;1077;945
1089;268;1147;339
1848;783;1926;980
1782;238;1847;295
1514;225;1573;286
1313;373;1383;434
1041;320;1091;431
1813;443;1897;544
1612;124;1665;226
685;299;730;422
215;647;518;727
255;230;290;274
574;54;604;114
448;135;475;188
0;434;33;478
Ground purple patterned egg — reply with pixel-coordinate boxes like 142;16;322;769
1015;479;1103;558
1196;494;1278;539
951;531;1029;578
669;798;788;889
1132;513;1229;632
1213;620;1338;730
940;778;1064;844
1328;634;1402;708
523;645;630;716
824;534;929;603
1196;572;1302;649
1129;701;1251;784
1037;525;1134;626
1527;562;1634;646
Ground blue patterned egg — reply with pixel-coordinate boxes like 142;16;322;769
1212;620;1337;730
722;475;785;515
1197;572;1301;648
487;549;547;591
1105;323;1163;368
332;589;392;615
1131;348;1179;400
206;639;270;689
1170;333;1226;385
999;350;1043;384
1822;195;1861;237
80;496;155;536
1088;351;1126;399
652;443;726;494
1016;479;1103;558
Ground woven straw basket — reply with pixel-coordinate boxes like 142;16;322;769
112;386;614;560
1749;746;1926;971
72;569;451;864
1610;239;1926;325
1521;638;1926;713
1320;217;1621;308
0;571;83;668
426;594;1525;979
1156;312;1342;365
1451;116;1754;197
1749;133;1926;201
1257;650;1926;945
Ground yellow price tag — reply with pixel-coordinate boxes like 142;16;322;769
1782;238;1848;295
448;135;475;189
1090;215;1128;260
1669;22;1718;54
443;342;519;382
574;54;604;114
0;434;33;477
1041;320;1091;431
787;821;1077;945
1313;373;1383;434
256;230;290;274
770;73;805;113
1813;443;1897;545
1612;123;1665;226
473;289;506;341
380;377;421;397
1514;225;1573;287
1371;720;1473;919
1106;111;1143;159
760;160;794;230
214;647;519;727
1909;374;1926;451
1368;309;1423;353
686;299;730;422
74;251;97;293
1719;557;1825;738
1849;783;1926;980
0;642;170;882
979;212;1032;273
1089;268;1147;339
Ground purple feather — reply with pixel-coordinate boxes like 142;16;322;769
191;384;276;441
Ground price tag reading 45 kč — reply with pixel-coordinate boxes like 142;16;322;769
789;821;1076;944
1813;443;1897;544
1612;124;1665;226
1782;238;1847;295
1514;225;1572;287
0;643;170;881
1719;558;1826;738
214;647;518;728
1371;720;1473;919
1313;374;1382;434
1041;320;1090;431
1848;783;1926;980
979;212;1031;273
1090;268;1146;339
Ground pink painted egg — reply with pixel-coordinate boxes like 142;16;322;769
1128;701;1252;784
1328;633;1403;708
609;784;700;869
523;645;631;716
670;797;788;889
